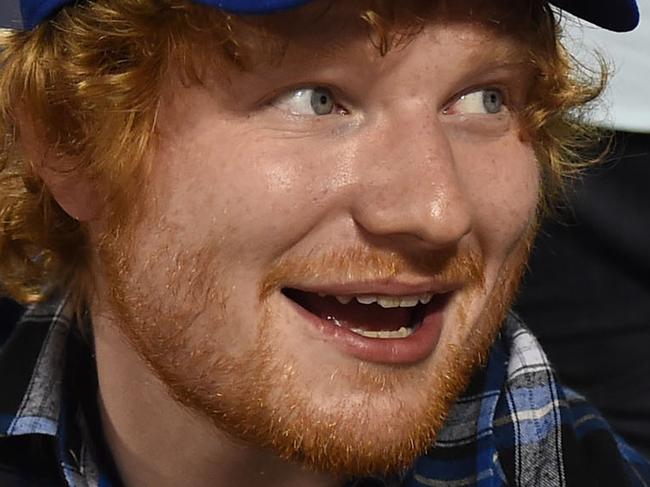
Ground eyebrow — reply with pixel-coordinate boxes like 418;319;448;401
459;41;533;78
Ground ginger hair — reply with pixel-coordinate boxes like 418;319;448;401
0;0;604;308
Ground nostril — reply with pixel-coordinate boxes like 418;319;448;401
351;188;472;248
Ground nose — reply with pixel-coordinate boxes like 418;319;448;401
350;107;472;249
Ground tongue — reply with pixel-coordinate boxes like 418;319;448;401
294;292;414;332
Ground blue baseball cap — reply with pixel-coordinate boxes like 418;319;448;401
21;0;640;32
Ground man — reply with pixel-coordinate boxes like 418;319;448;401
0;0;647;486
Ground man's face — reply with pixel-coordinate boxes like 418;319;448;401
96;1;539;476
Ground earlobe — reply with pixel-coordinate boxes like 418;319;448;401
38;165;103;222
18;114;103;222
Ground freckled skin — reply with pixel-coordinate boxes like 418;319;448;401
90;13;539;487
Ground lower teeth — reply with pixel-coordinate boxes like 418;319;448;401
348;326;414;339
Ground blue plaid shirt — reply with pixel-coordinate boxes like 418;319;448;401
1;297;649;486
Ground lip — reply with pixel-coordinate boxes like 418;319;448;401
283;289;451;365
283;279;460;298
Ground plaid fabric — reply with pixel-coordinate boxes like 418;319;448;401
1;296;649;487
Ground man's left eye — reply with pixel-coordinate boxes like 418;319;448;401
444;89;505;115
272;87;344;116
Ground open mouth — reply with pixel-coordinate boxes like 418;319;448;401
282;288;450;340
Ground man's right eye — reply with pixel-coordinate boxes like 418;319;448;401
272;87;347;116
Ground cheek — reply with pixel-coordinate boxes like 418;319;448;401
149;121;349;258
454;136;539;257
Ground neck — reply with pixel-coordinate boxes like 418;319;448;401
91;310;343;487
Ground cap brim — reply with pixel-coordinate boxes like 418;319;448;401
552;0;640;32
21;0;641;32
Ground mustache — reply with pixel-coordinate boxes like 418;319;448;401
260;245;485;299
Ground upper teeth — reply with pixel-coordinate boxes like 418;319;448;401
333;294;433;308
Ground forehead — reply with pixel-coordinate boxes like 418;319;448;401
224;0;540;63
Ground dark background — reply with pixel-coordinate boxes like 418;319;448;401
514;132;650;458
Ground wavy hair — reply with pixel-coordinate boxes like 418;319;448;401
0;0;605;309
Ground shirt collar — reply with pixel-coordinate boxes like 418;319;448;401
0;294;559;487
3;300;70;437
0;296;108;486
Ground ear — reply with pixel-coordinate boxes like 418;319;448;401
19;115;103;222
39;164;103;222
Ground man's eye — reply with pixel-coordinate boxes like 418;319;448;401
272;87;342;116
444;89;505;115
